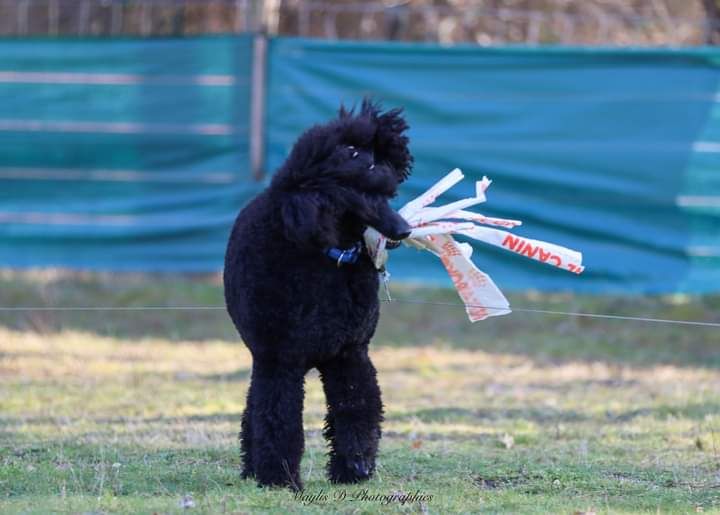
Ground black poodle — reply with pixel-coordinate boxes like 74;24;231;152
223;100;413;490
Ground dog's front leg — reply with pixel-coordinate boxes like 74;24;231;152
319;347;383;484
247;360;305;491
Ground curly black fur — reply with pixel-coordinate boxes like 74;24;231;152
224;100;413;490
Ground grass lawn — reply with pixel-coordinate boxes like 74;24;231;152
1;270;719;514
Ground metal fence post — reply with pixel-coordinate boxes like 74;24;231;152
249;32;267;181
249;0;267;181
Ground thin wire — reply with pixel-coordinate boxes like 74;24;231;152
0;306;224;312
0;300;718;328
382;299;720;329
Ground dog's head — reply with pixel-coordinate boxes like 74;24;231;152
271;99;413;250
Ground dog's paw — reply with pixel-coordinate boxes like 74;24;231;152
328;454;374;484
253;461;303;491
255;475;303;492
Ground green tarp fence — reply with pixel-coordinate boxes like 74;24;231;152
2;35;719;292
267;39;720;293
0;36;256;271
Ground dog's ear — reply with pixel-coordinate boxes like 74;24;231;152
280;192;339;250
375;107;413;183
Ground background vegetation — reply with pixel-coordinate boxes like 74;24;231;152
0;0;717;46
1;271;719;513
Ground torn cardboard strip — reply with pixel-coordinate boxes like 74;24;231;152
364;168;585;322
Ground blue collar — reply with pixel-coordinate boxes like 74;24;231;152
325;241;362;266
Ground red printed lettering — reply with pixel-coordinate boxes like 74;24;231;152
502;234;521;251
568;264;584;275
441;241;463;257
521;243;538;259
467;306;488;320
468;269;488;287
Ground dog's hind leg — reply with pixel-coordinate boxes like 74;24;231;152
239;387;254;479
319;347;384;484
248;360;305;491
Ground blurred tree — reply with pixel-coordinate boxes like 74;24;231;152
0;0;712;46
702;0;720;43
